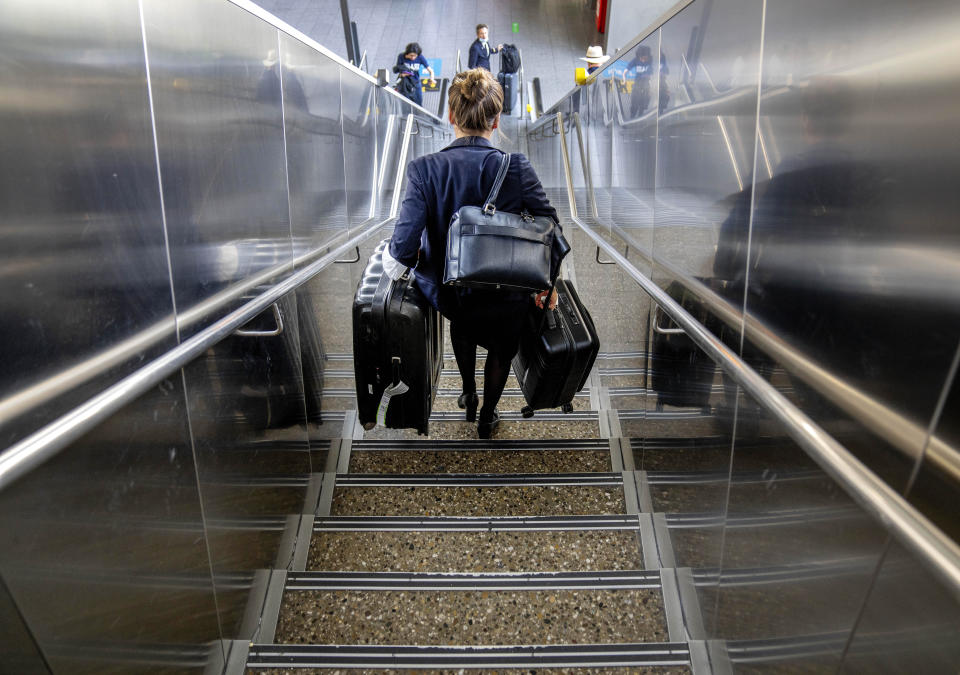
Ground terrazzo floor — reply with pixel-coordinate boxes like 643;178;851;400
275;589;668;645
255;667;690;674
348;450;610;474
308;531;643;572
361;420;601;441
330;486;626;517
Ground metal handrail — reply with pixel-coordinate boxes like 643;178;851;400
0;215;393;493
550;101;960;601
564;102;960;486
0;99;424;492
228;0;445;124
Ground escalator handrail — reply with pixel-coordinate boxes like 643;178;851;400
550;111;960;601
0;215;393;493
228;0;446;124
0;106;424;491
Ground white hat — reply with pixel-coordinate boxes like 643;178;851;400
579;45;610;64
263;49;278;67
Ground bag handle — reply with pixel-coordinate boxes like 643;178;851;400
482;152;511;215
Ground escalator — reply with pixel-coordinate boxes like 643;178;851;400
1;0;959;673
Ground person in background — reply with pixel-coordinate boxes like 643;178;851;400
468;24;503;71
393;42;436;106
382;69;562;439
581;45;610;75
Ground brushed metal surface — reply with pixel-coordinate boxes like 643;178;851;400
0;0;175;449
741;0;960;491
181;290;311;640
339;68;378;231
840;540;960;673
280;33;347;260
142;0;294;341
0;378;220;673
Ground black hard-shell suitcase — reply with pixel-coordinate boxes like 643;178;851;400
497;71;518;115
512;279;599;416
353;240;442;434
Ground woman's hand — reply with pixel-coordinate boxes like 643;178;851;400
535;288;558;310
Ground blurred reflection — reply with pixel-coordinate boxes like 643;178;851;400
621;45;671;117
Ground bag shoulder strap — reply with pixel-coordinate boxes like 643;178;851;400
482;152;511;215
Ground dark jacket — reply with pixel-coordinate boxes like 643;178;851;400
468;39;498;71
389;135;560;317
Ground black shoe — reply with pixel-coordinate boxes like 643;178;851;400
477;409;500;439
457;392;479;422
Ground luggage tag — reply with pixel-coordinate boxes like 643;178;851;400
376;357;409;427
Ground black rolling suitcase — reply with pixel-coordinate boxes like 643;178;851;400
513;279;599;417
353;240;442;434
497;71;518;115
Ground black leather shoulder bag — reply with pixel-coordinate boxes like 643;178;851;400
444;152;566;292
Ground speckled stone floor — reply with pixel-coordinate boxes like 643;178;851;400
362;420;601;441
275;589;668;645
330;486;626;517
431;392;593;413
255;667;690;674
348;450;610;474
308;531;643;572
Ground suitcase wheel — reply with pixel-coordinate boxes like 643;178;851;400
561;403;574;414
521;406;535;418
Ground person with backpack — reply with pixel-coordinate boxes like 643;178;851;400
393;42;436;106
468;24;503;71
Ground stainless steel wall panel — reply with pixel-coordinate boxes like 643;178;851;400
744;0;960;489
339;69;378;231
654;0;763;285
141;0;293;340
839;540;960;673
0;378;219;672
0;576;48;674
280;34;347;260
902;360;959;545
374;89;403;220
0;0;175;449
180;290;311;639
715;389;887;666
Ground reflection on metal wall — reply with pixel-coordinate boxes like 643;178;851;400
340;69;379;231
0;0;446;669
281;34;347;260
0;378;221;673
528;0;960;669
143;0;294;341
0;0;176;450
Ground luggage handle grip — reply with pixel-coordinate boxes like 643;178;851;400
653;304;685;335
235;302;284;337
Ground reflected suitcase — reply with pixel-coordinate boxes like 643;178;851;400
497;71;518;115
650;280;721;412
353;240;442;435
512;279;599;416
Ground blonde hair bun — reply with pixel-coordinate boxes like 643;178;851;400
448;68;504;133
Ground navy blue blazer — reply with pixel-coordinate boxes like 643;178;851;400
468;39;498;71
389;136;561;316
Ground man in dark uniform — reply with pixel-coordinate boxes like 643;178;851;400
468;24;503;71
